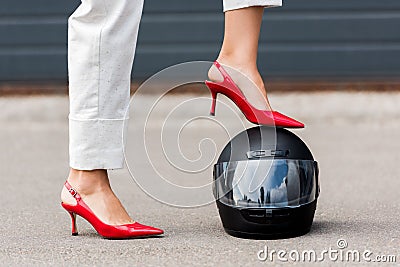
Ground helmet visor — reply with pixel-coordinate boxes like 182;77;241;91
214;159;318;208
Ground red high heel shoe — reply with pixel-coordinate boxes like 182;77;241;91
61;181;164;239
205;61;304;128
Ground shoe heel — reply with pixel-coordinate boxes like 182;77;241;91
68;212;78;236
210;91;217;116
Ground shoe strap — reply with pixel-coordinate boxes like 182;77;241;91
213;61;242;95
214;61;232;83
64;181;82;201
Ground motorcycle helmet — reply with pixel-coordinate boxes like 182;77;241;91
213;126;320;239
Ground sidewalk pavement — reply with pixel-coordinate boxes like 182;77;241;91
0;91;399;266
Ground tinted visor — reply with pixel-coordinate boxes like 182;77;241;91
214;160;319;208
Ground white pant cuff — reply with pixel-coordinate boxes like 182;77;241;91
69;118;128;170
223;0;282;12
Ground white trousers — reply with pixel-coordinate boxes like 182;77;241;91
68;0;282;170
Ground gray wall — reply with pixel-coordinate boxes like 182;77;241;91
1;0;400;81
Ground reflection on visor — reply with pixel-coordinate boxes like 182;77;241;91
214;160;318;208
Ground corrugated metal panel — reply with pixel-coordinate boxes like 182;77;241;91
1;0;400;81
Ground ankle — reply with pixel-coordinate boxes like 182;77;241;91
67;169;110;195
217;52;257;72
211;56;266;96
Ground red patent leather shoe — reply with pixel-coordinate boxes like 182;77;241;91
61;181;164;239
205;61;304;128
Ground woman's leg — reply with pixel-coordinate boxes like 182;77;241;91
61;169;134;224
209;1;282;110
62;0;144;225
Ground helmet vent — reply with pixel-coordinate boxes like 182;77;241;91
246;150;289;159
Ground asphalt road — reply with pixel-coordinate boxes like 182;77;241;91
0;92;399;266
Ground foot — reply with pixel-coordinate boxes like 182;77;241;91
61;169;135;225
207;57;271;110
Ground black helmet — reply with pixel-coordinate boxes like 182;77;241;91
213;126;320;239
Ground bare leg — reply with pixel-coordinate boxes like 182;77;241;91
208;7;270;110
61;169;134;225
